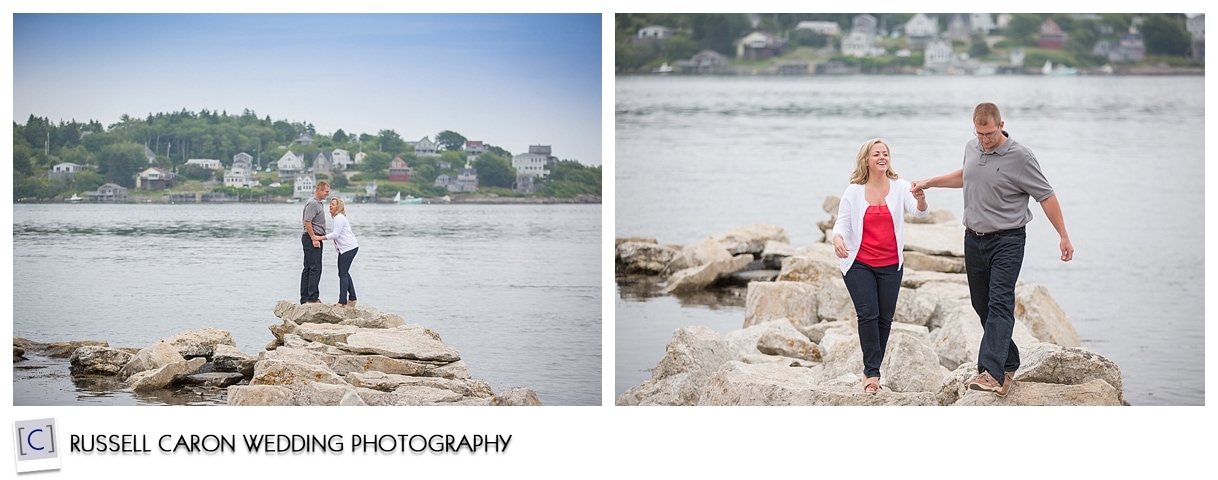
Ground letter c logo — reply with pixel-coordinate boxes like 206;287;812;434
26;428;44;451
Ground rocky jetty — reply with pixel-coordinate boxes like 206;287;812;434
616;196;1124;406
14;302;542;406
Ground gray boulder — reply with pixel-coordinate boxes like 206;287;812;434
616;326;733;406
743;281;818;330
952;379;1121;406
1015;284;1081;347
338;326;462;362
120;341;187;380
69;346;133;376
710;224;789;256
164;328;235;359
128;357;206;392
664;254;754;294
212;344;257;377
617;241;678;275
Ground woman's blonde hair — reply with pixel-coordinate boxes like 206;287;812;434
330;197;346;217
849;138;899;185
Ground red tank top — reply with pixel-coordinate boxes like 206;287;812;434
856;204;898;267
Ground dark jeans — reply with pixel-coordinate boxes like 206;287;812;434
964;227;1026;386
300;233;323;303
337;247;358;305
842;260;902;379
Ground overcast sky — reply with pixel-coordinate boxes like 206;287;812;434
13;13;603;165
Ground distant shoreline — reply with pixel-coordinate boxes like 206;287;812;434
16;195;602;205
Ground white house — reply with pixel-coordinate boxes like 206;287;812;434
842;30;878;57
413;137;439;156
852;14;878;36
312;151;334;174
795;21;841;36
49;162;84;181
224;167;254;188
464;141;487;156
232;152;254;170
277;151;304;178
512;152;550;177
293;174;316;200
637;25;674;40
354;151;367;165
332;149;352;169
185;158;223;170
924;39;954;72
904;13;939;48
971;14;996;35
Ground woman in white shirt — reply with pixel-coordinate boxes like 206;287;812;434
316;198;360;307
831;139;928;393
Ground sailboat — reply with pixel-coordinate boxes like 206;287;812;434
652;62;674;74
1042;59;1077;76
394;191;422;205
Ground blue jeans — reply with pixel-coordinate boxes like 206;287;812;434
842;261;902;379
337;247;358;305
964;227;1026;385
300;233;323;303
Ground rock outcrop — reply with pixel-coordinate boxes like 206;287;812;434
616;205;1123;407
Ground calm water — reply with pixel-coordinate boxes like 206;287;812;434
615;75;1204;406
14;202;601;406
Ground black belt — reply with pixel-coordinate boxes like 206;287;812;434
966;226;1025;236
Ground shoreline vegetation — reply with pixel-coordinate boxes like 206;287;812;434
15;194;602;205
616;13;1203;77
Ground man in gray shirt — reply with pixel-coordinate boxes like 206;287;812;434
300;180;330;304
911;102;1073;398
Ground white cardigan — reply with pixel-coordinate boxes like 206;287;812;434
831;178;929;275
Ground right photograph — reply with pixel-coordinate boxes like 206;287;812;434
614;13;1204;406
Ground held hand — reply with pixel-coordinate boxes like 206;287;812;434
312;240;320;248
909;180;926;193
1060;237;1074;262
833;236;848;259
912;188;925;201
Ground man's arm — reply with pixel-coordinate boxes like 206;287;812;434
910;169;963;192
1039;194;1073;262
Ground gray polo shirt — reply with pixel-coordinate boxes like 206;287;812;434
961;133;1055;233
303;197;326;236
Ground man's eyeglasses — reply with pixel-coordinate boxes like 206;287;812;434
974;129;1001;140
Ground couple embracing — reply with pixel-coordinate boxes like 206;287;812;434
831;102;1074;397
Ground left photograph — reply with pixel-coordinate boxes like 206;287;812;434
12;13;602;406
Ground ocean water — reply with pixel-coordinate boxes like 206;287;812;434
615;74;1204;406
13;202;602;406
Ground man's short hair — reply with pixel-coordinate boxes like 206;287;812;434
973;102;1002;126
316;180;329;190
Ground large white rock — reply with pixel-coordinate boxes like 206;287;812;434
818;327;945;393
755;320;821;362
212;344;257;377
663;254;754;294
931;305;1039;370
952;379;1121;406
119;341;187;380
295;323;361;346
697;361;939;406
227;385;297;406
1015;284;1080;347
743;281;818;330
903;223;966;257
814;278;856;323
616;326;734;406
339;325;461;362
894;286;936;327
249;358;346;389
127;357;206;392
273;300;346;325
69;346;133;376
326;354;430;377
163;328;235;358
903;251;965;273
1017;342;1124;404
710;224;789;256
296;382;367;406
776;255;841;287
668;237;732;272
617;241;678;275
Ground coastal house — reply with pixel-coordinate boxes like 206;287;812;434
136;166;177;191
293;133;314;145
48;162;84;181
970;14;996;35
795;21;841;36
88;183;128;202
277;151;304;179
947;13;972;40
1097;27;1146;62
354;151;366;165
1187;14;1204;63
438;161;452;170
512;151;551;177
455;163;478;192
332;149;352;170
388;156;412;182
464;140;486;156
313;151;334;174
634;25;674;47
904;13;939;49
232;152;254;171
514;173;537;194
293;174;316;200
842;30;881;57
434;174;451;188
923;39;954;73
224;167;254;188
676;49;731;74
185;158;223;170
851;14;878;36
144;143;158;164
736;31;785;60
413;137;439;156
1038;18;1067;49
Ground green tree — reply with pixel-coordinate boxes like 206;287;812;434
333;129;348;143
96;142;147;187
377;129;408;154
472;154;515;189
969;34;991;57
179;164;215;181
71;169;106;193
359;151;392;176
1005;14;1045;45
1142;14;1189;56
436;130;467;151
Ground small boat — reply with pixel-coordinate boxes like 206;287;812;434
65;194;83;203
1042;60;1077;76
394;191;422;205
652;62;674;74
